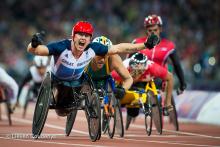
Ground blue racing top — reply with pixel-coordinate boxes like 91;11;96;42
47;39;108;81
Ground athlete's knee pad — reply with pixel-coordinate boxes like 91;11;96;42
127;108;139;117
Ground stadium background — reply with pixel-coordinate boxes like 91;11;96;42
0;0;219;91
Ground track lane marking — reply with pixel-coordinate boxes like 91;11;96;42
0;136;110;147
2;115;220;147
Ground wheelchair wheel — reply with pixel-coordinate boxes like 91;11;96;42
147;91;162;134
32;72;51;139
65;110;77;136
102;109;108;133
169;96;179;131
144;109;152;136
81;77;101;142
115;99;124;137
106;92;116;139
87;91;101;141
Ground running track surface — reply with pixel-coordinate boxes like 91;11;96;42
0;103;220;147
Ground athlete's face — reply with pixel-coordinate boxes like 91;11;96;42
146;25;161;38
73;32;91;52
93;56;106;69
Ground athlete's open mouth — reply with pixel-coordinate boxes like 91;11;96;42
79;42;85;47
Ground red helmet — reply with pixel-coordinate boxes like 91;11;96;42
72;21;94;37
144;15;163;27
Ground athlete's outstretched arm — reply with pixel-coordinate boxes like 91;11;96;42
110;55;133;90
107;34;159;55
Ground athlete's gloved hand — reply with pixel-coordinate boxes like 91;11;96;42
114;85;126;100
180;83;187;91
177;83;187;95
144;34;159;49
31;31;46;48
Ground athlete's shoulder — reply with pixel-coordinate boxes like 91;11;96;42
47;39;71;55
47;39;71;48
160;38;175;49
132;36;147;44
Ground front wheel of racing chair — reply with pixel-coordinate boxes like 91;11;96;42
81;73;101;142
148;90;162;134
102;77;124;138
65;110;77;136
168;95;179;131
105;82;117;139
32;72;51;139
144;93;153;136
115;99;124;137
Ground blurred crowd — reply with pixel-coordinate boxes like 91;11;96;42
0;0;219;90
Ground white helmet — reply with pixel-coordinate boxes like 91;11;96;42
92;36;112;46
33;56;49;67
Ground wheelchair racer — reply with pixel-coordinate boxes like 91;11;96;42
86;36;133;132
112;53;174;129
17;56;49;107
27;21;159;116
86;36;132;96
131;14;186;94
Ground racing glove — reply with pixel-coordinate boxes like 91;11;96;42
180;82;187;91
31;31;45;48
114;85;126;100
144;34;160;49
177;83;187;95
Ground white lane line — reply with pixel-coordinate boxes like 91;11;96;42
1;115;111;147
2;115;220;147
130;124;220;139
163;129;220;139
0;136;109;147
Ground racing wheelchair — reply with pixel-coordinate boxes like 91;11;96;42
95;76;124;139
32;72;101;142
121;79;162;136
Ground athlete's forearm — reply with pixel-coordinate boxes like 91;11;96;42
108;43;145;55
27;43;49;56
169;50;185;86
121;76;133;90
165;72;174;106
